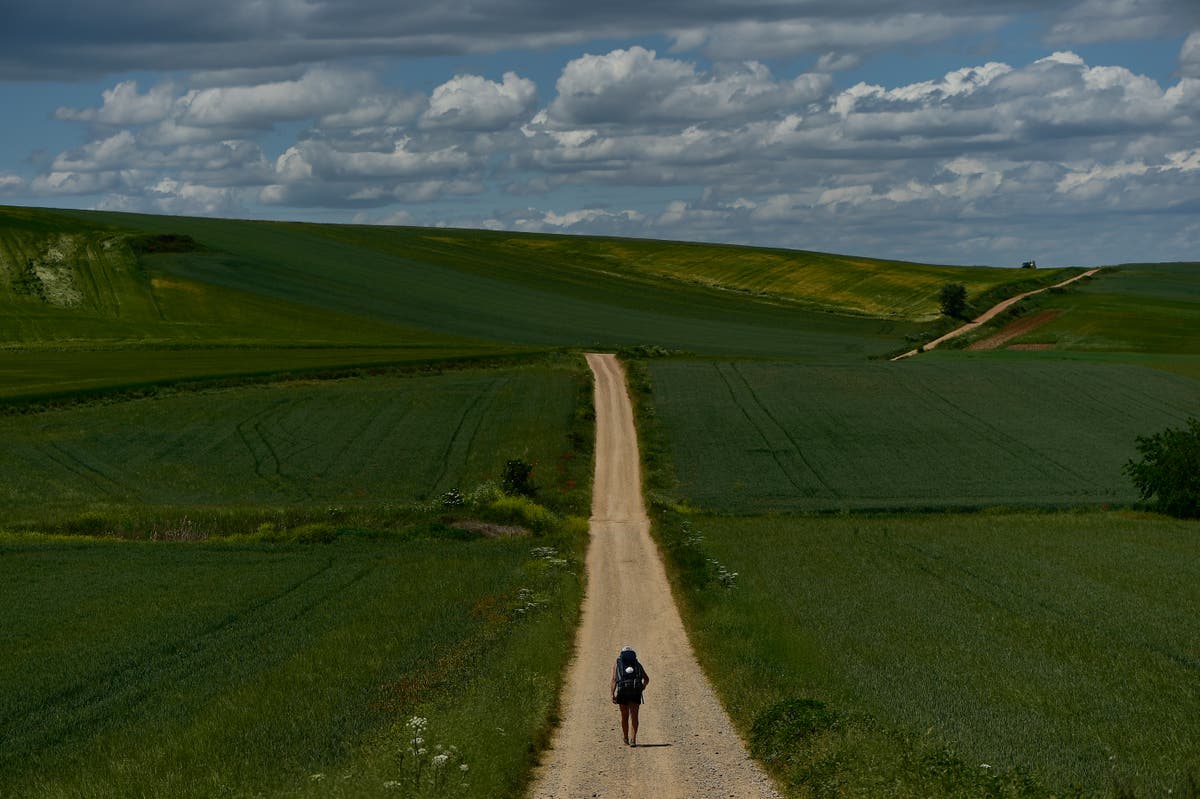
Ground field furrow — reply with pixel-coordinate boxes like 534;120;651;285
648;359;1199;511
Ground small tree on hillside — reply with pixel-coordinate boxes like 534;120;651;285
939;283;968;319
1123;417;1200;518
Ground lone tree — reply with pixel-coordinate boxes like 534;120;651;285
939;283;968;319
1123;417;1200;518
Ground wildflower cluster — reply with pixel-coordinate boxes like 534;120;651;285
530;546;569;569
512;587;548;618
441;488;465;508
708;558;739;589
671;519;738;590
390;716;469;795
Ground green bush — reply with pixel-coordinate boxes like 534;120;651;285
501;459;537;497
1124;417;1200;518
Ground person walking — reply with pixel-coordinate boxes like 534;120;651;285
610;646;650;746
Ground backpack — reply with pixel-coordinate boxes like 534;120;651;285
613;650;644;703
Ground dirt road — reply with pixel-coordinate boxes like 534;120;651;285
891;268;1101;360
529;353;781;799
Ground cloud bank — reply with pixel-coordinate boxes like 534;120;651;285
4;1;1199;264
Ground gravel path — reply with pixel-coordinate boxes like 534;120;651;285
528;353;781;799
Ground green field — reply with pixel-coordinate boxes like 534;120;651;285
657;511;1200;797
993;263;1200;355
0;350;593;797
646;359;1199;512
0;532;581;799
0;362;591;524
5;204;1200;798
7;205;1076;364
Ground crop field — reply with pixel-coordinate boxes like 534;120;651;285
299;220;1070;321
0;209;473;351
0;362;590;525
42;207;967;359
661;511;1200;796
0;346;524;404
0;532;582;798
972;263;1200;356
646;359;1200;512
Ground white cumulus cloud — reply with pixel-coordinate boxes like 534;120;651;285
547;46;830;126
421;72;537;131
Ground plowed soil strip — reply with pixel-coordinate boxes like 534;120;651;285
529;353;780;799
967;309;1062;351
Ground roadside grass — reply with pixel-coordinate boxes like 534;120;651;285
653;510;1200;798
0;360;593;526
0;527;584;799
645;358;1199;513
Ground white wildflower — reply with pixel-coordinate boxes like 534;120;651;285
432;754;450;768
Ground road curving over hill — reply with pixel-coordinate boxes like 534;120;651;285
891;267;1102;360
529;353;781;799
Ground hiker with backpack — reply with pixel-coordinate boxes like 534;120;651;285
610;646;650;746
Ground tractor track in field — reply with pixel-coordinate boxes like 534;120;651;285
528;353;780;799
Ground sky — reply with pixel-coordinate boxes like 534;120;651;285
0;0;1198;266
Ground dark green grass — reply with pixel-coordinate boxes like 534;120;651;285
986;264;1200;355
0;346;527;404
43;208;932;358
0;362;592;524
658;511;1200;797
0;209;478;351
0;531;582;798
646;359;1200;512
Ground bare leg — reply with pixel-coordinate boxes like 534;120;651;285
619;703;630;744
629;704;639;746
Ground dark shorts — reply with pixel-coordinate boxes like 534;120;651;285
615;690;643;705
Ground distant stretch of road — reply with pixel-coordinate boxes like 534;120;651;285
528;353;780;799
892;268;1102;361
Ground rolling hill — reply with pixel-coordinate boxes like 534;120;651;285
1;205;1070;391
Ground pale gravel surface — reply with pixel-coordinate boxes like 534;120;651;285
528;353;782;799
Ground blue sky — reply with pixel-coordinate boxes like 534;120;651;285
1;0;1198;266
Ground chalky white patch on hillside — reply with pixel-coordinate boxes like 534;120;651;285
34;235;85;307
